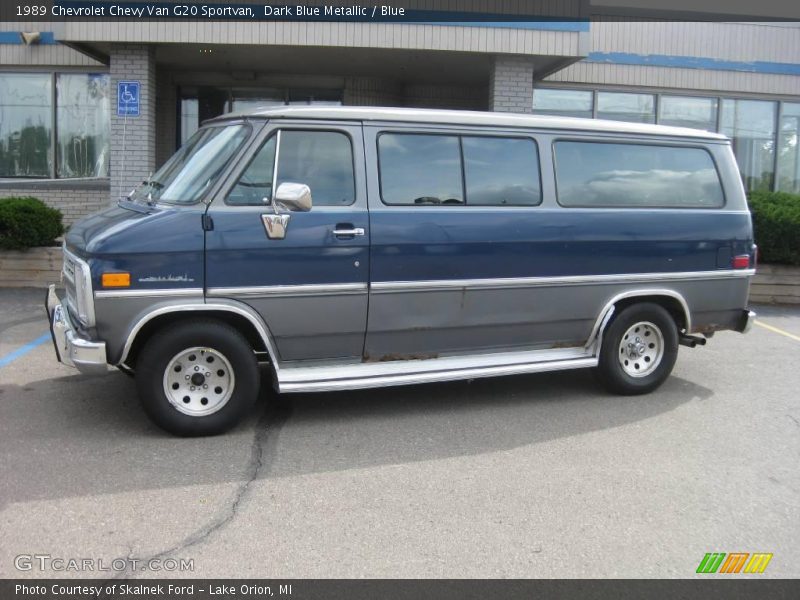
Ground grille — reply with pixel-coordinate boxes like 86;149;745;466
62;253;78;317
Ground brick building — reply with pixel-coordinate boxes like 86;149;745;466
1;3;799;223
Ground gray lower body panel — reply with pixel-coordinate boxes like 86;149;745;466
365;274;751;358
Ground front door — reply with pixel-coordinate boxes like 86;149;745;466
205;121;369;362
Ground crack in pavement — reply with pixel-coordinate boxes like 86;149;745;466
96;397;292;592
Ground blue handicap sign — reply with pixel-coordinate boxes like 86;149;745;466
117;81;140;117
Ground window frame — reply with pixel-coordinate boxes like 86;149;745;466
376;130;543;208
551;137;727;210
225;127;357;208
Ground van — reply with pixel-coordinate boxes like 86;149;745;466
45;107;756;435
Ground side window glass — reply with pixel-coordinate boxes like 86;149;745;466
275;131;355;206
378;134;463;205
554;141;725;208
226;135;276;206
462;137;541;205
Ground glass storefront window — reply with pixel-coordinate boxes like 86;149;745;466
0;73;52;177
777;103;800;194
597;92;655;123
658;95;718;132
56;73;110;178
180;99;200;146
532;89;593;119
721;99;777;192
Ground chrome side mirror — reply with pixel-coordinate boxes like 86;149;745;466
273;182;312;213
261;183;312;240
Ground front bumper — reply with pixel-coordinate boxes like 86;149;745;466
45;284;108;375
736;309;757;334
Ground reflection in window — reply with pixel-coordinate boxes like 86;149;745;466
0;73;52;177
658;96;718;132
57;74;110;178
379;134;463;205
462;137;540;205
721;99;777;192
554;141;724;208
180;99;200;146
227;136;277;205
532;89;593;119
275;131;354;206
777;103;800;194
597;92;655;123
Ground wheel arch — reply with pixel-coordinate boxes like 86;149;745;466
118;302;280;371
586;288;691;350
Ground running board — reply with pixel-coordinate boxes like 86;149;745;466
277;346;598;393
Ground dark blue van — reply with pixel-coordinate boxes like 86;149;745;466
46;107;756;435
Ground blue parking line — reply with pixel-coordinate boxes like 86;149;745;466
0;333;51;368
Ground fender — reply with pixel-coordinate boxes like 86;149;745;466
117;298;281;371
585;288;691;352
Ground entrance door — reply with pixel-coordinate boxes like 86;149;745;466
205;122;369;362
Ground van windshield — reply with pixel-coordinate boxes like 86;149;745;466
129;124;250;205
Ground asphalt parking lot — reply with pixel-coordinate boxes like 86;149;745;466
0;287;798;579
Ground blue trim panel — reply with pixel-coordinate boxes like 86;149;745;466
586;52;800;76
0;31;57;45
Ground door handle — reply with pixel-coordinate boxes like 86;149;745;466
333;227;365;237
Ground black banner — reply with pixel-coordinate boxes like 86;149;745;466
2;579;800;600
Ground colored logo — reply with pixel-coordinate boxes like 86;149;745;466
696;552;773;574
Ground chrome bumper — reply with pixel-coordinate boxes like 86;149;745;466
736;309;757;334
45;284;108;375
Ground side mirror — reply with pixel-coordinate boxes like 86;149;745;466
273;182;312;212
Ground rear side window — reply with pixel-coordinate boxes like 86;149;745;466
554;141;724;208
378;133;541;206
462;137;540;205
379;134;463;205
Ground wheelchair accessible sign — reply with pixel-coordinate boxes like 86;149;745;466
117;81;140;116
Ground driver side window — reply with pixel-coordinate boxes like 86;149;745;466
226;136;277;206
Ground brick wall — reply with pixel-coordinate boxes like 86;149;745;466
489;55;535;113
110;44;157;198
0;184;110;226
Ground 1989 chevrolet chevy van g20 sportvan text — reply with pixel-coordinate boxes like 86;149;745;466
45;107;756;435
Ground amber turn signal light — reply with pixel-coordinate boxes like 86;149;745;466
101;272;131;287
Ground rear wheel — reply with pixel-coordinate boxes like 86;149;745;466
596;303;679;395
136;319;259;436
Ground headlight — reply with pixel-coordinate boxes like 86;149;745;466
63;247;95;327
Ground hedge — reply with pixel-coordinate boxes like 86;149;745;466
747;191;800;266
0;197;65;250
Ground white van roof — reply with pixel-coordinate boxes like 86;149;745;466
213;105;728;141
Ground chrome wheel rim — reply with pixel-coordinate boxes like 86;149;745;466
617;321;664;378
162;347;235;417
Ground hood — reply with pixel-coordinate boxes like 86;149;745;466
66;203;205;257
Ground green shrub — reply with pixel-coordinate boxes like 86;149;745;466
0;196;65;250
747;191;800;266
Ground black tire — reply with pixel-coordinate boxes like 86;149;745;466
135;319;259;436
596;302;679;395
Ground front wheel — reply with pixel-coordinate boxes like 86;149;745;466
136;319;260;436
596;303;679;395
